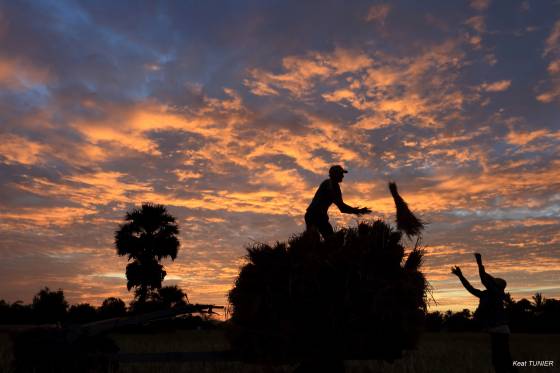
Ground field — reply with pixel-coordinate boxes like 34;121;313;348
0;330;558;372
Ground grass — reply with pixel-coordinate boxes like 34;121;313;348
112;329;230;354
0;333;13;371
1;330;558;372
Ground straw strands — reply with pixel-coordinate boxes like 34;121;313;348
389;182;425;239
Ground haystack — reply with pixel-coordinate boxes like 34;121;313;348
227;220;427;363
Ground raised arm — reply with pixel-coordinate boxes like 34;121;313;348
475;253;499;292
451;266;483;297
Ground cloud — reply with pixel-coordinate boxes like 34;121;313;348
480;80;512;92
0;57;52;91
505;128;557;146
12;172;153;210
463;14;487;50
544;20;560;57
470;0;491;11
538;19;560;102
348;41;469;129
0;134;46;165
244;48;372;97
244;54;331;97
536;91;557;103
0;206;97;228
548;59;560;74
365;3;391;24
465;16;486;33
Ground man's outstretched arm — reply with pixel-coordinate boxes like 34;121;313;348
335;200;370;215
451;266;483;297
475;253;499;292
334;197;359;214
332;184;371;215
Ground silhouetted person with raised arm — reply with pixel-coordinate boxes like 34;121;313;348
452;253;517;373
305;165;371;239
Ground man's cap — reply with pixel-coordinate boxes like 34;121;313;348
329;165;348;175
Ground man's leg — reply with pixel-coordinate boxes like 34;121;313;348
490;333;517;373
305;212;333;240
305;212;319;236
304;212;313;231
490;333;504;373
316;218;334;240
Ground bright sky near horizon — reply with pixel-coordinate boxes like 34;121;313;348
0;0;559;314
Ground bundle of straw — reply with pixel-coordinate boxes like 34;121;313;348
227;220;427;363
389;182;425;239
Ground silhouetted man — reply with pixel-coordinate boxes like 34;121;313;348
305;165;371;239
452;253;517;373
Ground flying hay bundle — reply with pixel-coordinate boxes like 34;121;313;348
389;182;425;239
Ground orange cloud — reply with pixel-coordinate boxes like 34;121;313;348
505;128;558;146
0;206;97;227
322;88;357;105
480;80;511;92
537;20;560;102
536;91;557;103
0;57;52;90
244;48;372;97
14;172;153;209
0;134;45;165
547;59;560;74
544;20;560;57
174;170;203;181
341;41;468;128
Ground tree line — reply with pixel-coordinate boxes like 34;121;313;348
0;284;190;325
426;292;560;333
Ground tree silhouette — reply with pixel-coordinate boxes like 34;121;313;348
32;287;68;324
156;285;189;309
115;203;180;304
67;303;98;324
98;297;127;319
532;292;545;313
425;311;444;332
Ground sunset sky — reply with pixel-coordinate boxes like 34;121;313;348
1;0;559;314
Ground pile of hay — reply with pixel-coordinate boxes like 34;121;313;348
227;220;427;363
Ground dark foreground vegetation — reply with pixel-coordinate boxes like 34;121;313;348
0;285;192;325
2;287;556;333
0;328;558;373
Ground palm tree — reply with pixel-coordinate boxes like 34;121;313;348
532;292;545;313
115;203;180;304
